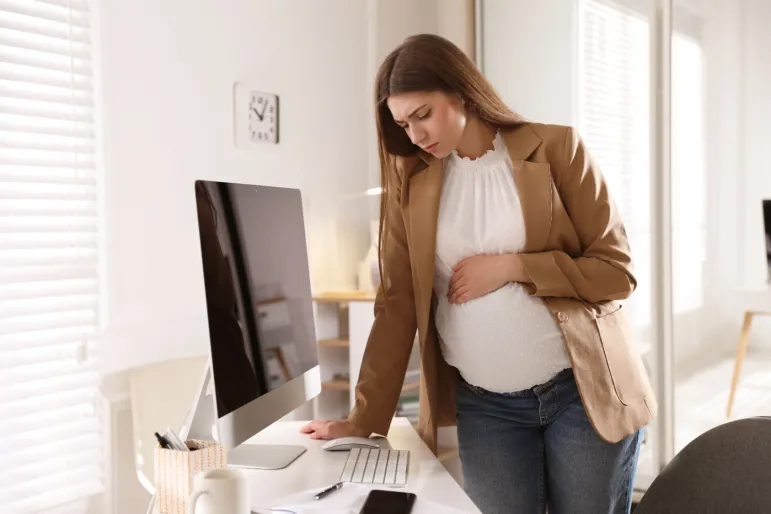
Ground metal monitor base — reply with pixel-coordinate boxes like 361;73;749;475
179;359;307;470
228;443;306;470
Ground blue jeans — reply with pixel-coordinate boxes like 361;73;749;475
455;368;642;514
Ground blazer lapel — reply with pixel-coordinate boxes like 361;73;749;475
503;126;553;252
407;156;443;339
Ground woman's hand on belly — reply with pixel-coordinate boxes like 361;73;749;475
447;253;531;304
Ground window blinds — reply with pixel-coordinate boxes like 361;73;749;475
0;0;102;512
578;0;652;330
578;0;708;326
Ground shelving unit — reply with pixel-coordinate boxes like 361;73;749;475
313;291;376;303
313;291;374;406
312;290;420;423
321;379;352;391
317;338;350;348
320;379;420;394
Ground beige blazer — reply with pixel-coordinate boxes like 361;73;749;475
347;122;657;453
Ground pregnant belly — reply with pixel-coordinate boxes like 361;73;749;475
435;282;561;347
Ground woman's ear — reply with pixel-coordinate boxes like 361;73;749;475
451;93;468;115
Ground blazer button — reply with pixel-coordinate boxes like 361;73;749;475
557;312;569;323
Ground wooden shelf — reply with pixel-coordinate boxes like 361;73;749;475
255;297;287;306
318;338;350;348
313;290;376;303
321;379;350;391
321;379;420;393
401;381;419;393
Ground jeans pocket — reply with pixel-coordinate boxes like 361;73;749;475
457;377;486;396
455;379;490;417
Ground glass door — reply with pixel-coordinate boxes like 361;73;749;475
480;0;679;491
576;0;666;488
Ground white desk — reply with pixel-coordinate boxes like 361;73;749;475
149;417;480;514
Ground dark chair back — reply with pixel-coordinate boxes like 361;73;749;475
635;417;771;514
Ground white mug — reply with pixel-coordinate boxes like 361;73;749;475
188;468;250;514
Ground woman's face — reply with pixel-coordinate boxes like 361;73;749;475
387;90;466;159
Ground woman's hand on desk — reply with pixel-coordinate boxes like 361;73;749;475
299;420;369;440
448;253;530;304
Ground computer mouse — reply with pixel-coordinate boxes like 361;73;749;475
322;436;382;452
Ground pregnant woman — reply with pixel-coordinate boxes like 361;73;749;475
301;33;656;514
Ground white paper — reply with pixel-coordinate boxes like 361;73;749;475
257;483;369;514
256;484;475;514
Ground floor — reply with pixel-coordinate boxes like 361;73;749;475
674;349;771;452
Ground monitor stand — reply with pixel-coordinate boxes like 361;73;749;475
179;360;307;470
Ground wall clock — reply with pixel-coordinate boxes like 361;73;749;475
233;83;279;147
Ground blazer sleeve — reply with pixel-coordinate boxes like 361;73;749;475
347;159;418;436
518;126;637;303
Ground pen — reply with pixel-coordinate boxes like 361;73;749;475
165;427;190;451
155;432;171;449
313;481;343;500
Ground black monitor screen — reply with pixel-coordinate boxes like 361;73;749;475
194;181;319;418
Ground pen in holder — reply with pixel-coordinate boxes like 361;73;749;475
153;439;227;514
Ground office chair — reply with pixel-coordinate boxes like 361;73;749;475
634;417;771;514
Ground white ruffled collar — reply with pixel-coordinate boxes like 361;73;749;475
447;131;507;170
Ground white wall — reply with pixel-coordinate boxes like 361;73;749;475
99;0;370;374
703;0;743;312
100;0;477;375
708;0;771;350
481;0;578;126
365;0;476;200
738;0;771;288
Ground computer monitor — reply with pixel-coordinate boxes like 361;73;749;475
764;199;771;283
183;180;321;470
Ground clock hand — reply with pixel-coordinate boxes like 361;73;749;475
259;99;269;118
251;106;264;121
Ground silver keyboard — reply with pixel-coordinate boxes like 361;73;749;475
340;447;409;486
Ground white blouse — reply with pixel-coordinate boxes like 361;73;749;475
433;132;571;393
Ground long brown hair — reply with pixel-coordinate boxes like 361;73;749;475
374;33;526;296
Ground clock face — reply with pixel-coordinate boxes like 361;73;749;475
248;92;279;144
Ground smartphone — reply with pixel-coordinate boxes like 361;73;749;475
358;489;417;514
